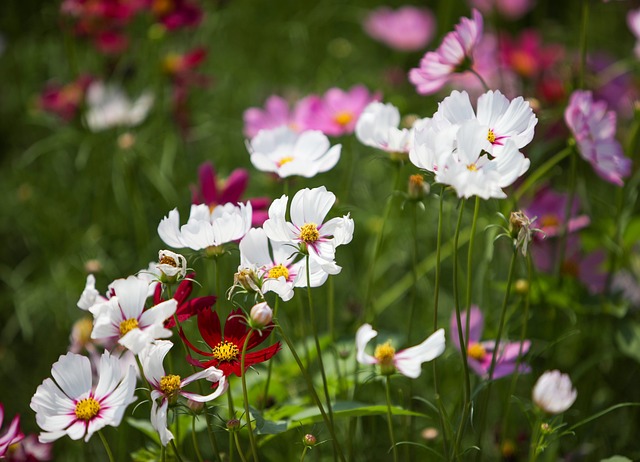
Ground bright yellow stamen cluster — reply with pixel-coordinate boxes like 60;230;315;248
278;156;294;167
299;223;320;243
374;341;396;366
75;397;100;421
119;318;139;337
467;342;486;361
212;340;239;361
487;129;496;144
334;111;354;126
159;255;178;267
466;164;478;171
268;264;289;280
160;374;182;397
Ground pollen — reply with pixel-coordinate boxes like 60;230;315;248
212;340;240;361
119;318;139;337
299;223;320;243
466;164;478;171
268;264;289;280
467;342;486;361
75;397;100;421
278;156;294;167
160;374;182;398
334;111;354;127
487;129;496;144
159;255;178;267
374;341;396;365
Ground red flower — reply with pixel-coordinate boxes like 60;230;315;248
182;308;280;377
154;272;216;329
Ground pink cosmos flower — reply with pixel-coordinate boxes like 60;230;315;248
191;161;270;227
627;8;640;58
363;6;436;52
499;30;564;79
243;95;304;138
295;85;380;137
524;186;590;238
151;0;202;30
564;90;631;187
450;306;530;380
0;404;24;457
5;434;53;461
469;0;534;20
409;9;483;95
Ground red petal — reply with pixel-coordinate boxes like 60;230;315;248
197;309;222;347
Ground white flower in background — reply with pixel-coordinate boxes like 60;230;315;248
90;276;177;354
85;81;154;132
156;250;187;282
158;202;253;251
139;341;227;446
532;370;577;414
247;127;341;178
77;274;107;311
263;186;354;275
434;120;530;199
30;351;136;442
355;101;414;154
356;324;445;378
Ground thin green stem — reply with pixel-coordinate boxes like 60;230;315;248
385;376;399;462
228;386;236;462
233;432;249;462
241;329;260;462
162;446;166;462
512;147;572;203
328;276;336;342
465;197;481;356
98;431;115;462
528;413;544;462
407;201;419;345
469;67;490;91
578;0;590;89
555;147;577;279
192;413;204;462
261;297;279;411
170;439;184;462
300;446;310;462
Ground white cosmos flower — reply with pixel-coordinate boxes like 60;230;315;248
247;127;341;178
158;202;253;251
431;89;537;157
356;324;445;378
532;370;577;414
156;250;187;282
410;117;459;173
434;120;530;199
139;341;227;446
90;276;177;354
30;351;136;443
263;186;354;275
77;274;107;311
85;81;154;132
355;101;413;153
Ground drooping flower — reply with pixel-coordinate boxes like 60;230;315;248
355;101;414;155
90;276;177;354
157;202;253;252
532;370;577;414
450;306;530;379
356;324;445;378
263;186;354;275
153;272;216;329
564;90;631;186
30;351;136;442
84;81;154;132
182;308;281;377
247;127;341;178
295;85;380;137
509;210;544;256
191;161;270;227
524;187;590;238
139;341;227;446
409;9;483;95
0;404;24;457
363;6;436;51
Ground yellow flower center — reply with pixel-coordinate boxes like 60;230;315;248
268;264;289;280
374;341;396;366
119;318;139;337
540;214;559;228
159;255;178;267
212;340;240;361
160;374;182;398
487;129;496;144
467;342;486;361
278;156;294;167
299;223;320;243
467;164;478;171
75;397;101;421
334;111;354;126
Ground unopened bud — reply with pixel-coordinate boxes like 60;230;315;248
514;279;529;295
84;259;102;273
250;302;273;329
117;132;136;150
540;422;552;434
303;434;317;447
227;419;241;431
186;399;204;414
157;250;187;283
408;174;429;199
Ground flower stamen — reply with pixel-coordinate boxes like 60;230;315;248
299;223;320;243
487;128;497;144
160;374;182;398
212;340;240;361
75;397;101;421
119;318;139;336
334;111;354;127
268;264;289;280
467;342;486;361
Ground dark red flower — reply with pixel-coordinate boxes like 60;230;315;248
182;308;280;377
154;273;216;328
37;75;93;121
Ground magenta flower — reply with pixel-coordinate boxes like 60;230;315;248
295;85;380;137
37;76;93;121
0;404;24;457
243;95;303;138
499;30;564;79
450;306;530;380
363;6;436;52
565;90;631;187
151;0;202;30
524;186;590;238
409;9;483;95
468;0;534;20
191;161;270;227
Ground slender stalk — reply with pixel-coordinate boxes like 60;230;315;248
528;413;544;462
328;276;336;342
233;433;249;462
555;147;577;279
98;431;115;462
170;440;184;462
276;324;346;462
261;297;279;410
407;201;419;345
162;446;166;462
192;413;204;462
512;147;572;203
465;197;481;355
240;329;260;462
578;0;590;89
385;376;399;462
228;386;236;462
469;67;490;91
300;446;310;462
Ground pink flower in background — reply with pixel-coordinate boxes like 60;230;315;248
469;0;534;20
151;0;202;30
564;90;631;186
5;434;53;461
409;9;484;95
0;404;24;457
524;187;590;238
191;162;270;227
295;85;380;137
363;6;436;51
243;95;304;138
499;30;564;79
627;8;640;58
37;76;93;121
450;306;531;380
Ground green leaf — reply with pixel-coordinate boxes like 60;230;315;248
288;401;426;426
250;406;288;435
127;418;161;445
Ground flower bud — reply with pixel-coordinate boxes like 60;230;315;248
421;427;438;440
186;399;205;414
532;370;577;414
157;250;187;283
250;302;273;329
408;174;429;200
303;433;317;447
117;132;136;150
232;266;262;294
227;418;241;431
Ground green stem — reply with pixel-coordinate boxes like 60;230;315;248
192;413;204;462
162;446;166;462
241;329;260;462
528;413;543;462
98;431;115;462
465;197;481;357
385;376;399;462
261;297;279;411
555;147;577;279
578;0;590;89
300;446;310;462
233;432;249;462
407;201;419;345
228;386;236;462
512;147;572;203
328;276;336;342
469;67;490;91
170;440;184;462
